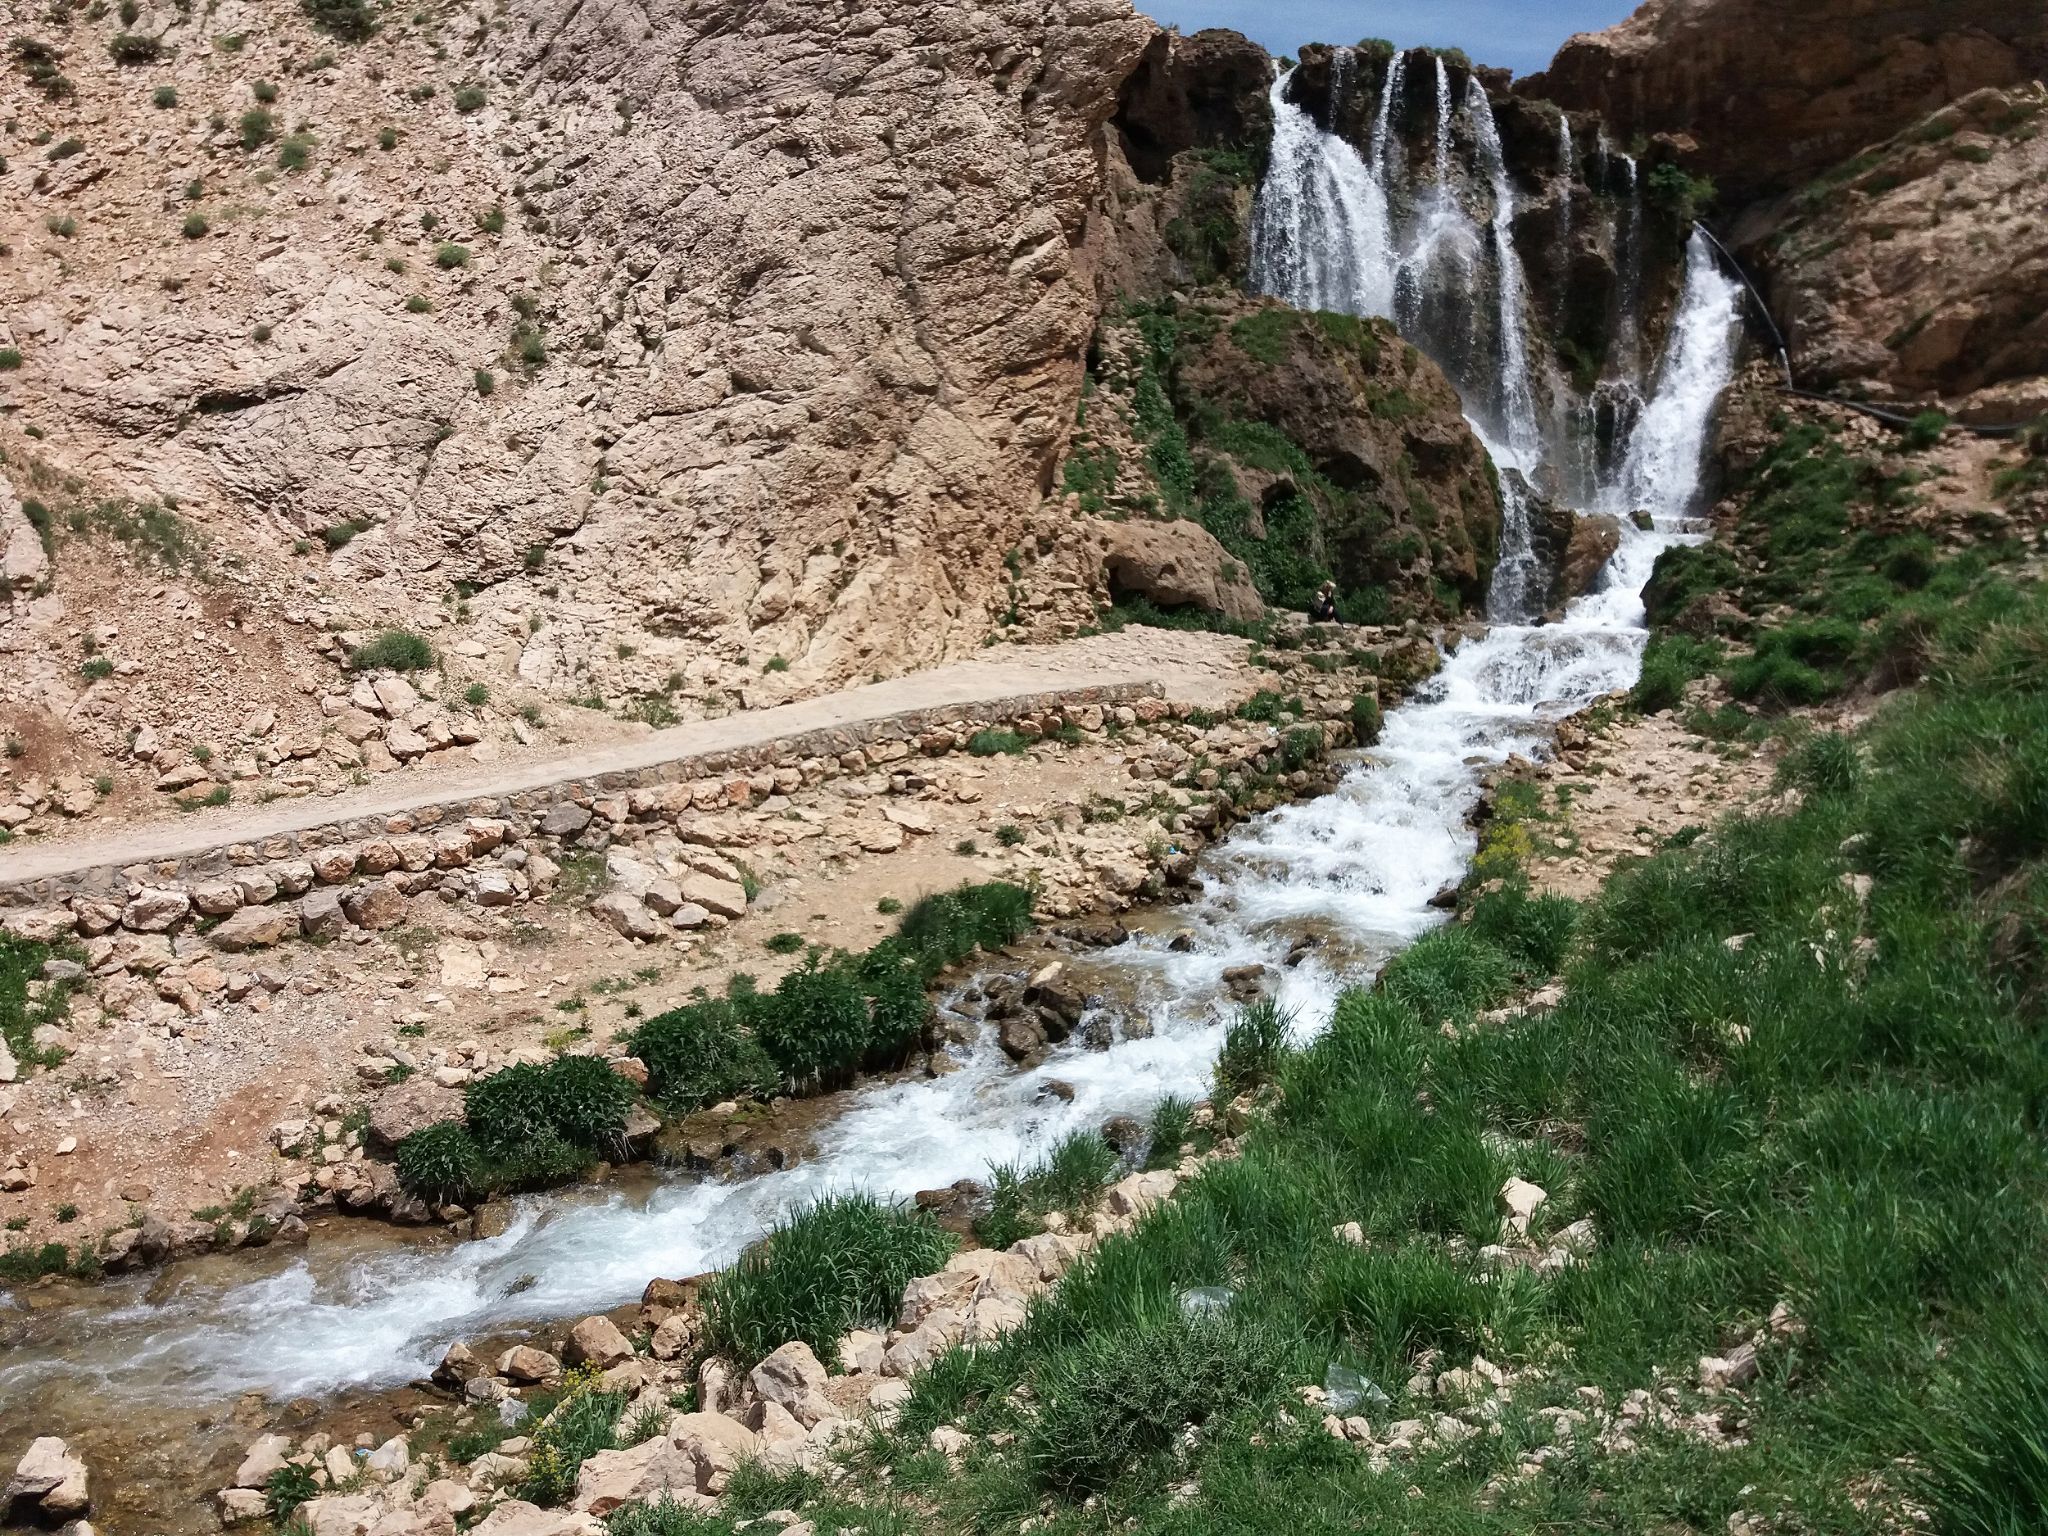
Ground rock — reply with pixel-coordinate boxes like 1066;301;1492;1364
539;803;593;837
342;884;408;931
217;1487;269;1524
497;1345;563;1385
563;1315;635;1370
650;1313;695;1361
368;1080;465;1152
748;1341;838;1428
1524;0;2046;205
469;1501;606;1536
6;1438;90;1519
297;888;349;938
233;1434;292;1489
1698;1340;1761;1392
433;1341;483;1388
365;1437;410;1480
678;874;747;920
1498;1177;1548;1231
209;905;300;952
1;910;76;944
669;1412;758;1496
591;892;664;942
121;888;190;933
1091;516;1263;625
569;1439;701;1517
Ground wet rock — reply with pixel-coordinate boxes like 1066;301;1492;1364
1100;1114;1146;1152
6;1437;90;1520
433;1341;483;1388
997;1016;1045;1062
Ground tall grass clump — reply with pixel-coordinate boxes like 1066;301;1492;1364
701;1194;955;1370
977;1131;1120;1249
628;999;778;1115
347;628;434;671
1213;997;1290;1097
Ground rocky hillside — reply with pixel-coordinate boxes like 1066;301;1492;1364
3;5;1530;840
1750;85;2048;424
1523;0;2048;205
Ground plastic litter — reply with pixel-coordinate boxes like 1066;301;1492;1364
1323;1362;1391;1413
1176;1285;1236;1317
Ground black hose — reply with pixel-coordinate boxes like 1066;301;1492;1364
1690;222;2041;441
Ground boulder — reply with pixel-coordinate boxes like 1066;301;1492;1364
497;1345;563;1385
5;1438;89;1519
469;1501;605;1536
679;874;747;919
217;1487;269;1524
590;892;663;942
367;1080;465;1152
342;884;408;931
568;1439;701;1517
562;1315;635;1370
669;1412;758;1495
298;887;349;938
233;1434;292;1489
1091;517;1263;625
209;905;300;952
747;1341;838;1428
121;888;190;933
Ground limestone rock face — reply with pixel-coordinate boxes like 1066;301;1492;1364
1091;517;1263;624
1521;0;2048;206
1751;86;2048;420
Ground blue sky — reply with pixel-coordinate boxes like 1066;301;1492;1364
1137;0;1639;78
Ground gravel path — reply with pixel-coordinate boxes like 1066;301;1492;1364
0;631;1251;888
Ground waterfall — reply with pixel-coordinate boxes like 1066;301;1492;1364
1557;115;1576;251
1251;56;1746;619
1330;44;1354;114
1250;70;1395;318
1605;228;1745;523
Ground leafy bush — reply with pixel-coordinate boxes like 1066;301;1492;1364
464;1055;637;1161
1630;633;1722;712
454;83;487;112
1215;997;1291;1097
967;727;1027;757
347;629;434;671
395;1121;486;1204
301;0;378;42
265;1464;321;1523
436;242;471;269
1026;1312;1296;1494
630;1000;778;1115
106;32;160;63
181;211;208;239
238;107;274;150
700;1193;955;1369
747;960;871;1091
1902;410;1949;452
1465;879;1578;976
152;84;176;107
894;882;1034;974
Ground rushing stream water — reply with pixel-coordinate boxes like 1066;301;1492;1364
0;51;1746;1492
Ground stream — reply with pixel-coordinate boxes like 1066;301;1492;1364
0;53;1747;1529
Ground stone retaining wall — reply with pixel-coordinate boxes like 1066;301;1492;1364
0;683;1164;952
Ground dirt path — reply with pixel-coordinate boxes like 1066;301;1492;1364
0;631;1251;889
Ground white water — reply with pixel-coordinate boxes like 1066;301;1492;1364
0;65;1744;1423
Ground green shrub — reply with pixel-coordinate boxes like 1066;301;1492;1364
347;629;433;671
454;83;487;113
301;0;378;41
251;78;279;103
152;84;177;107
603;1499;734;1536
630;1000;778;1114
395;1121;486;1204
264;1464;321;1523
967;727;1028;757
404;294;432;314
0;349;20;371
436;242;471;268
473;368;495;396
464;1055;637;1161
700;1193;954;1370
894;882;1034;973
1026;1312;1297;1494
748;960;871;1091
1780;731;1862;796
520;1376;625;1505
1902;410;1950;452
277;133;313;172
1725;617;1861;706
978;1131;1119;1249
1641;542;1739;629
1465;879;1578;976
1630;633;1723;712
238;107;274;150
181;211;208;239
106;32;160;63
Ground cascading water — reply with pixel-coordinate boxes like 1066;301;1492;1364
1557;116;1576;252
0;46;1746;1459
1251;71;1394;318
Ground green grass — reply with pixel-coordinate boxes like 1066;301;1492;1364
701;1193;956;1371
394;1054;638;1204
966;728;1028;757
978;1131;1120;1249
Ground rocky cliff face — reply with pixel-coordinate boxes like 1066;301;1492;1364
1522;0;2048;208
2;0;1154;715
1750;85;2048;422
